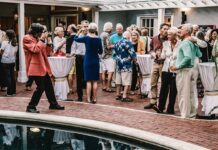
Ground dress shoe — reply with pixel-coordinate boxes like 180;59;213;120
49;104;65;110
74;98;83;102
152;105;163;113
144;103;156;109
26;108;40;113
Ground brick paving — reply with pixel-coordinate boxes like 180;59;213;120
0;83;217;149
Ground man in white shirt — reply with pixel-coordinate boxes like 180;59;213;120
71;20;89;101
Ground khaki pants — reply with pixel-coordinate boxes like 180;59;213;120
176;68;196;118
150;63;163;104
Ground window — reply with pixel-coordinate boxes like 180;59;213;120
140;18;154;37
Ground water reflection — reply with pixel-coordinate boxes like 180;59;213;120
0;123;145;150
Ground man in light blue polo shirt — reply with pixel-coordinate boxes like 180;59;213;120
110;23;123;49
110;23;123;87
170;24;202;118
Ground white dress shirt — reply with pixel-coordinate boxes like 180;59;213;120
161;40;181;72
53;36;66;53
70;34;86;56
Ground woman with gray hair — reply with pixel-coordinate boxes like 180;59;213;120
53;26;66;54
74;23;103;103
153;27;181;114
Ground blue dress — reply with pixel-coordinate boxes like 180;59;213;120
74;36;103;81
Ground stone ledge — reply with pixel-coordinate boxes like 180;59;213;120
0;110;209;150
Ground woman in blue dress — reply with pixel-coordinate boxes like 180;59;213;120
74;23;103;103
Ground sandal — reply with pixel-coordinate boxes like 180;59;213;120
129;91;135;95
121;97;133;102
102;88;107;92
106;89;115;93
87;99;92;103
116;95;122;100
92;99;97;104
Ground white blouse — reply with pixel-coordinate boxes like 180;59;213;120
53;36;66;53
161;40;181;72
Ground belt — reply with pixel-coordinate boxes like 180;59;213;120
154;59;164;64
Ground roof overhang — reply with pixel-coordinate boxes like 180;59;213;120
2;0;218;11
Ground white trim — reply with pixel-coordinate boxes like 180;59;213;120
0;110;210;150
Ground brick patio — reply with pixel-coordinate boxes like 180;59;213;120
0;83;217;149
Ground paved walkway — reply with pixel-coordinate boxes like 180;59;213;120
0;83;217;149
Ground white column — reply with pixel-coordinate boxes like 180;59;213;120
18;2;28;83
92;9;99;31
157;8;165;29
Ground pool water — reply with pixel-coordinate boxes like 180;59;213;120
0;123;166;150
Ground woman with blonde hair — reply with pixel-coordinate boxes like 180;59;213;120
130;30;145;95
74;23;103;103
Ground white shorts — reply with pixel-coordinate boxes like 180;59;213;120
115;71;132;86
102;57;115;73
99;61;103;74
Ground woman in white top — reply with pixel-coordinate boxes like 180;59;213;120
0;29;18;96
53;26;66;54
153;27;181;114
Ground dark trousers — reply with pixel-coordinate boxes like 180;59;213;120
131;62;138;91
75;55;85;99
2;63;16;95
26;76;34;87
0;62;7;88
158;71;177;113
28;74;58;109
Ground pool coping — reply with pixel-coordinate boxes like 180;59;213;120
0;110;209;150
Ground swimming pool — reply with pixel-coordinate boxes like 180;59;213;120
0;110;209;150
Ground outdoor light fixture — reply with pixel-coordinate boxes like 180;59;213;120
181;11;187;24
181;8;190;24
81;7;91;12
30;127;40;133
13;8;18;21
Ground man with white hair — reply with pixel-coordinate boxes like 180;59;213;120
100;22;115;92
110;23;123;48
110;23;124;87
113;31;136;102
170;24;202;118
71;20;89;101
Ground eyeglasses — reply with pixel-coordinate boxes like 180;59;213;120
43;30;48;33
